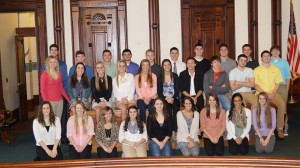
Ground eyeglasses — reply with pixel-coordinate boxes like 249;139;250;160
233;99;242;103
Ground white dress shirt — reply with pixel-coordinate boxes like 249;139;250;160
171;60;186;76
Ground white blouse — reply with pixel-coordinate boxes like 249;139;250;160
113;73;135;101
33;116;61;146
118;121;147;145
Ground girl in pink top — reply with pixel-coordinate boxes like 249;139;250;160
67;101;94;159
135;59;157;122
200;93;226;156
40;56;70;119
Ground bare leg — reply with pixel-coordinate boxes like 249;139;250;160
94;106;102;123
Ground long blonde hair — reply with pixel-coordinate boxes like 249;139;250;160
45;56;59;79
94;61;108;91
115;59;128;87
74;101;88;134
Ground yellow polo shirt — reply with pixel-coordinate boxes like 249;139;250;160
254;64;283;94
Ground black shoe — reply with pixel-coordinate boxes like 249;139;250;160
61;139;70;144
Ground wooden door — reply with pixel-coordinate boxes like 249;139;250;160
191;7;225;60
15;36;28;121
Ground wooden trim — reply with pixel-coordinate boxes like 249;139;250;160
181;0;191;62
53;0;66;61
149;0;161;65
271;0;282;47
248;0;258;60
1;157;300;167
16;28;36;37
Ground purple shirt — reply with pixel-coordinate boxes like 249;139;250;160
127;61;139;76
252;107;276;136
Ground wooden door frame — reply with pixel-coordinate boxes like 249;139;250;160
181;0;235;62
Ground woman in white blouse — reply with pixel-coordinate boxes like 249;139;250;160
118;105;147;157
113;60;136;121
177;97;200;156
33;101;63;160
226;93;251;155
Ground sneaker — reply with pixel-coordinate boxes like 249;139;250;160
278;130;285;139
284;130;288;136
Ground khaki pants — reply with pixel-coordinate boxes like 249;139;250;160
122;143;147;157
270;93;286;130
50;100;63;119
277;85;288;131
239;92;257;110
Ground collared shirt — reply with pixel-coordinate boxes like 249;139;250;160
254;64;283;93
105;62;117;78
270;58;291;85
127;61;139;76
189;71;196;96
171;60;186;76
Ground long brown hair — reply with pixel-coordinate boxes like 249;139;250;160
70;62;89;88
45;56;59;79
115;59;128;87
74;101;89;134
36;101;56;127
123;105;144;134
161;59;173;82
94;61;108;91
205;93;221;119
152;98;169;121
137;59;153;88
256;92;272;128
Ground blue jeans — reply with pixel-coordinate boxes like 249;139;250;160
148;140;172;156
178;141;199;156
137;99;154;122
217;95;230;111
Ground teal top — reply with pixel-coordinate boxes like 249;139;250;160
270;58;291;85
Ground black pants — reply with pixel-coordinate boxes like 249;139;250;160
61;98;68;141
228;137;249;155
204;137;224;156
97;147;118;158
36;145;63;161
69;145;92;159
164;99;180;132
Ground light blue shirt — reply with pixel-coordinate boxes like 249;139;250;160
270;58;291;85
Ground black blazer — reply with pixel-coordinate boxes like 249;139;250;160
179;69;204;98
157;72;179;99
147;115;172;141
91;76;112;103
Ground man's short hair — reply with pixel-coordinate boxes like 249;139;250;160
122;49;132;55
242;44;252;50
210;55;221;63
103;49;111;55
261;50;271;57
270;45;281;52
237;54;248;61
219;43;229;50
194;43;203;49
49;44;59;51
145;49;155;55
75;50;85;57
170;47;179;53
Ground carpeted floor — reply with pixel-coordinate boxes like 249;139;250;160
1;107;300;163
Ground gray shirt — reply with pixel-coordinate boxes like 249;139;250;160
220;57;237;75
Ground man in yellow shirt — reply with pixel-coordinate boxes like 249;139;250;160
254;50;285;139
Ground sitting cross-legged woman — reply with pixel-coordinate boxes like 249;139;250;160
33;101;63;161
119;105;148;157
200;93;226;156
95;106;119;158
252;92;276;153
226;93;251;155
147;98;173;156
177;97;200;156
67;101;94;159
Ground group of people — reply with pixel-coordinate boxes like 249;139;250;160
33;42;290;160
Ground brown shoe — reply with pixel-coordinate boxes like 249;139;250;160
278;130;285;139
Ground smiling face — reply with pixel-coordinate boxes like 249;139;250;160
258;95;267;106
141;61;150;73
103;51;112;62
146;51;155;63
233;96;242;109
186;59;196;71
50;47;59;58
261;52;271;64
104;110;113;122
237;57;248;68
96;63;105;76
49;58;57;70
122;52;132;62
220;46;229;58
271;48;280;58
128;108;138;120
194;46;203;56
76;64;85;77
211;60;221;70
184;99;193;111
76;54;86;63
242;46;252;58
42;103;51;117
163;61;171;72
75;103;84;116
117;61;127;74
154;99;164;112
208;96;217;107
170;50;179;61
